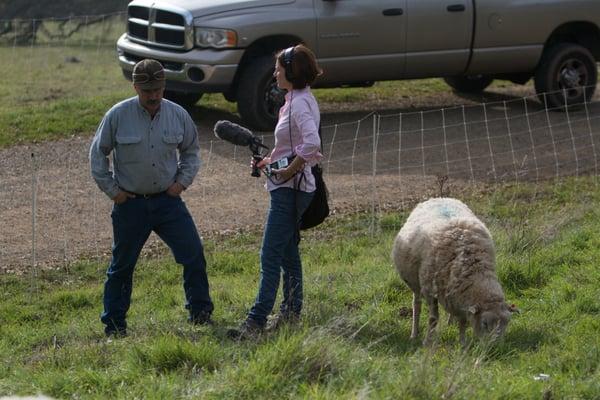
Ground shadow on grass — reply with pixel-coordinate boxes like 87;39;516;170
498;325;549;353
354;328;422;356
452;89;542;110
347;312;550;360
186;87;544;137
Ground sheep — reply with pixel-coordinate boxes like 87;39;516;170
391;197;516;345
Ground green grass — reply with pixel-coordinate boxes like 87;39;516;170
1;177;599;399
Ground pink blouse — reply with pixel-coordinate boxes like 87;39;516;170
266;87;323;192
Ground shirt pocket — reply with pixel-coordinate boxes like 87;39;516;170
160;132;183;159
115;132;143;164
162;133;183;147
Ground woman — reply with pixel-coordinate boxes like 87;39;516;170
229;44;323;339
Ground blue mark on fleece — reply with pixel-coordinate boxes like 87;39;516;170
436;204;457;219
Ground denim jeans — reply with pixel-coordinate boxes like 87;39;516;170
248;187;314;326
101;193;213;333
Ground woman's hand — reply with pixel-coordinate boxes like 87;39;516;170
272;166;294;181
273;156;306;181
251;156;270;169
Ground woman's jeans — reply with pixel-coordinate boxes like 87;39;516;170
248;187;314;326
101;193;213;334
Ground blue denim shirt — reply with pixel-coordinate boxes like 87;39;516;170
89;96;200;198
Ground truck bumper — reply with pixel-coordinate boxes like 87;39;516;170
116;34;244;93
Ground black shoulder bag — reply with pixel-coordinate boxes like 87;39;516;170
299;123;329;230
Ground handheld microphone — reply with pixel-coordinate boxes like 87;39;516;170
213;120;269;177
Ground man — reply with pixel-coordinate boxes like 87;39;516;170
90;59;213;337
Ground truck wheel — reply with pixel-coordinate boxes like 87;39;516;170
444;75;493;93
237;55;285;131
534;43;597;109
164;91;203;108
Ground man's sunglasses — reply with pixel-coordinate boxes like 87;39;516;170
132;70;166;84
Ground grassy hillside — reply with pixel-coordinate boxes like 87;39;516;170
0;45;518;147
1;177;599;399
0;12;521;148
0;0;129;18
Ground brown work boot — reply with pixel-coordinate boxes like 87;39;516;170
227;318;264;340
266;312;300;332
188;310;213;326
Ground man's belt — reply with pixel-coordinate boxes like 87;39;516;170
131;191;166;199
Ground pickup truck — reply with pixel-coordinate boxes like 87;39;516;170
116;0;600;131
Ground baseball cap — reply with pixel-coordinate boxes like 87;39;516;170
132;59;166;90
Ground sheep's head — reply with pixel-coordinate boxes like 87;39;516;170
468;302;518;340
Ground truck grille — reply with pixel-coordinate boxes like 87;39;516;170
123;52;184;72
127;3;193;50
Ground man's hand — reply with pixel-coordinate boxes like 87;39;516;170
167;182;185;197
113;191;135;204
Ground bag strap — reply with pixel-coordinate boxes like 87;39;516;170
318;122;322;158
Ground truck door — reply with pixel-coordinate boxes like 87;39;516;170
404;0;473;78
314;0;408;83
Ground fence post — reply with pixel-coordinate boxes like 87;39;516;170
370;114;378;236
62;150;71;272
31;152;39;291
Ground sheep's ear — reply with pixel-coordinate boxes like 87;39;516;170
507;303;520;314
467;305;478;315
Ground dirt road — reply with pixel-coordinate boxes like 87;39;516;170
1;87;599;272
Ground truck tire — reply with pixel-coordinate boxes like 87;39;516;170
164;91;203;108
444;75;493;93
237;55;285;131
534;43;597;109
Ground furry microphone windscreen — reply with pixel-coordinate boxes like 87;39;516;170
213;120;255;146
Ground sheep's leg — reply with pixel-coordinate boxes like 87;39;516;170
410;292;421;340
423;297;439;346
458;318;468;347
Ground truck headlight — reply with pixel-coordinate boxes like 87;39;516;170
194;28;237;48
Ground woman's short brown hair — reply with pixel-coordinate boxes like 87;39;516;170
276;44;322;90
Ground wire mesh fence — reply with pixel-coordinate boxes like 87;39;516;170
1;13;599;272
